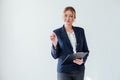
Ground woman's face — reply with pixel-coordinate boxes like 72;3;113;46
63;10;75;26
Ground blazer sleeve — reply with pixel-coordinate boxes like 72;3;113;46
51;42;61;59
82;29;89;63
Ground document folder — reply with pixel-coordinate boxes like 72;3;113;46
62;52;88;65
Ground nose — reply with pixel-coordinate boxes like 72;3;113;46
66;16;70;21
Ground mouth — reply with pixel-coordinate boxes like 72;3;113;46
66;20;70;23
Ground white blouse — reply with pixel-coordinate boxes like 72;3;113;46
67;31;77;53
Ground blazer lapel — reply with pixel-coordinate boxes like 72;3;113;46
61;26;73;52
73;27;82;52
73;27;79;45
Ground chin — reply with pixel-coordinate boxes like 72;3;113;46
65;23;72;26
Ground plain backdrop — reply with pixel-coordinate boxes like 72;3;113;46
0;0;120;80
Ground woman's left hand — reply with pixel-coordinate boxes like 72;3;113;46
73;58;84;65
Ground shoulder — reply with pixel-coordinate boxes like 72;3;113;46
73;26;85;32
53;27;62;32
52;27;63;35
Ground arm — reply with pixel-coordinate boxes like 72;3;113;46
82;29;89;63
50;32;61;59
51;43;61;59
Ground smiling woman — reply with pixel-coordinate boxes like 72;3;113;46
50;6;89;80
1;0;120;80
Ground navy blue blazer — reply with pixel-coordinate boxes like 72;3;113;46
51;25;89;73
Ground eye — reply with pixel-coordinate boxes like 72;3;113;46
64;14;68;17
69;15;73;18
64;14;73;18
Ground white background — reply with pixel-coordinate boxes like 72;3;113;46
0;0;120;80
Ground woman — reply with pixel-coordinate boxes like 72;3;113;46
50;6;89;80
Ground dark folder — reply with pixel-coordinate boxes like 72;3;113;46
62;52;88;65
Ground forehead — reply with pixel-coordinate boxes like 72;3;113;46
64;10;74;15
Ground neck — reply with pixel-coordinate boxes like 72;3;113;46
64;25;73;33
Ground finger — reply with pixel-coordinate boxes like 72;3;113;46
73;59;83;64
51;32;57;38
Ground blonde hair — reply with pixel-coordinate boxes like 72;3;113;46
63;6;76;18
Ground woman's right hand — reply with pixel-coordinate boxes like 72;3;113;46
50;32;58;47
